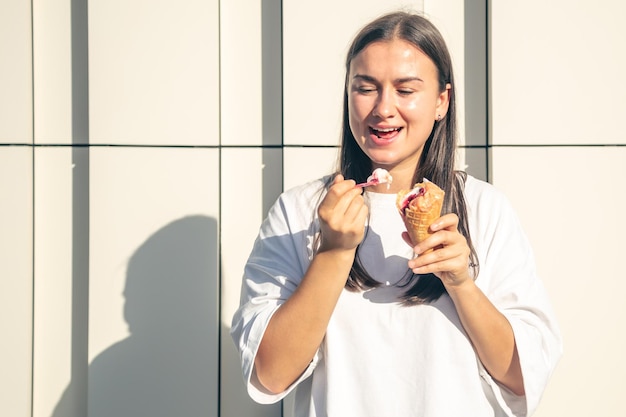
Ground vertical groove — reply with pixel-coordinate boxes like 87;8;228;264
71;0;90;414
278;1;284;414
29;0;36;415
217;0;223;414
485;0;491;183
279;0;284;202
262;0;284;219
464;0;488;182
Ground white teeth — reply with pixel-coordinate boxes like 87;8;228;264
373;127;398;133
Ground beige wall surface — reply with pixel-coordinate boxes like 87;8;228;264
491;1;626;146
1;0;624;416
0;0;32;143
89;0;220;146
0;147;33;416
491;147;626;417
490;1;626;415
0;5;34;417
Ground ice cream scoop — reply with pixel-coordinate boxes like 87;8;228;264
355;168;393;189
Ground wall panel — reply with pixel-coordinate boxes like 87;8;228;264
0;1;34;412
83;147;220;416
283;147;337;190
491;0;626;145
491;4;626;415
89;0;220;146
220;147;283;417
0;147;34;416
463;147;487;181
32;0;72;144
32;148;74;417
220;0;274;147
0;0;33;143
491;146;626;416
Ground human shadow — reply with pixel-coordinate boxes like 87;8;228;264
52;215;219;417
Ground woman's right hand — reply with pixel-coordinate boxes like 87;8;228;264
317;174;369;253
255;174;368;394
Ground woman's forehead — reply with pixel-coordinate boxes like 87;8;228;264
349;40;437;80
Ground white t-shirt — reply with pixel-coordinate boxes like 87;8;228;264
231;175;562;417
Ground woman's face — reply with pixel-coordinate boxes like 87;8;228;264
348;39;450;176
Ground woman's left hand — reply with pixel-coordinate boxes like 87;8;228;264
403;213;472;288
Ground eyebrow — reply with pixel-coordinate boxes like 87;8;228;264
352;74;424;84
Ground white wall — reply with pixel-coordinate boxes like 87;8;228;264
0;1;33;415
1;0;624;416
490;1;626;415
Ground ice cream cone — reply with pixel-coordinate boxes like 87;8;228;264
403;205;443;246
396;180;445;250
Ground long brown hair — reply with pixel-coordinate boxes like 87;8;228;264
336;11;479;304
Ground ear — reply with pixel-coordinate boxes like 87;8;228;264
435;83;451;121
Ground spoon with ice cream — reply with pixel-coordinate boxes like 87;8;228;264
355;168;393;189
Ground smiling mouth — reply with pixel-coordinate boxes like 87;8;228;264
370;126;402;139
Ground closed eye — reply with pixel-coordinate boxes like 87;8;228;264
357;86;377;94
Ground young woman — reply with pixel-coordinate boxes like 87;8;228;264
231;10;561;417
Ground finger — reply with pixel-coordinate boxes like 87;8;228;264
410;240;454;264
344;193;367;222
328;178;359;202
410;233;444;256
429;213;459;232
409;248;467;275
343;203;369;238
403;231;445;257
319;191;366;240
409;231;468;263
331;174;356;191
321;178;359;215
331;188;365;221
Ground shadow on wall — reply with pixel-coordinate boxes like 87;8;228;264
52;215;219;417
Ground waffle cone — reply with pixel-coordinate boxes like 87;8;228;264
397;180;445;248
403;205;443;245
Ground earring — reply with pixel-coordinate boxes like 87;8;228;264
436;114;442;121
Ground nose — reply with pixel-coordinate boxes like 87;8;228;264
372;89;396;118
